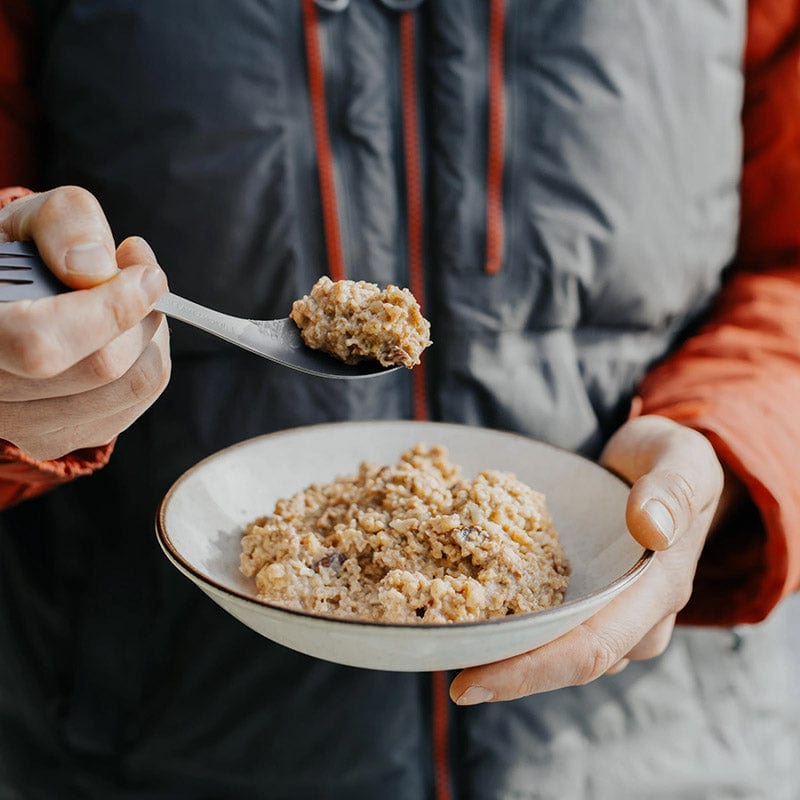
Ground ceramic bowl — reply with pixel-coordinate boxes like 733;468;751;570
156;421;652;671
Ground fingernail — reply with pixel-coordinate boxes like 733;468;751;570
455;686;494;706
140;265;167;302
65;242;115;277
644;499;675;546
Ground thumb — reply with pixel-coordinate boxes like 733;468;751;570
626;469;697;550
602;416;724;551
0;187;118;289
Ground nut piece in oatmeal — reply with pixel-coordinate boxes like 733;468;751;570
240;445;570;624
290;276;432;368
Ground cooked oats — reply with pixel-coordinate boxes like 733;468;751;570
240;445;570;624
290;277;432;368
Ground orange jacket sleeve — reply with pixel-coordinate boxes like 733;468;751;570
638;0;800;625
0;5;114;510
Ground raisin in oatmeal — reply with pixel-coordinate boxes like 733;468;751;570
290;276;432;368
240;445;570;624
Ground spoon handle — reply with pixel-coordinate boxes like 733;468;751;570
154;292;251;348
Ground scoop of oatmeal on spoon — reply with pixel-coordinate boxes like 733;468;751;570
290;277;432;368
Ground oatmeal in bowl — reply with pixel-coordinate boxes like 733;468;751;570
239;445;570;624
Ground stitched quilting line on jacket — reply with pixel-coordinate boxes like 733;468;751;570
485;0;506;274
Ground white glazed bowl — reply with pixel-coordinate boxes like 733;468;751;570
156;421;652;672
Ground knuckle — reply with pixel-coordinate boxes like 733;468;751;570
505;653;543;700
85;345;128;385
41;185;101;222
109;267;168;330
6;320;65;379
676;429;724;501
105;288;144;335
127;344;168;403
583;647;617;684
662;470;696;517
576;626;620;684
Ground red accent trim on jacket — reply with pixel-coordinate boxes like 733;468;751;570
485;0;506;274
399;11;429;424
302;0;347;282
400;13;448;800
431;670;453;800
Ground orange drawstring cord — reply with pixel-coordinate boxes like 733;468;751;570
399;11;430;424
399;10;449;800
431;669;453;800
485;0;506;274
302;0;347;281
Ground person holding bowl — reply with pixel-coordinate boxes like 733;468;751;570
0;1;798;797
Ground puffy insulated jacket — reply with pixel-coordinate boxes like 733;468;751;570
1;1;800;798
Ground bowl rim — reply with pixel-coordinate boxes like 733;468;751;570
156;420;654;631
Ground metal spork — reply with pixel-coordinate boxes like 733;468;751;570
0;241;399;380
